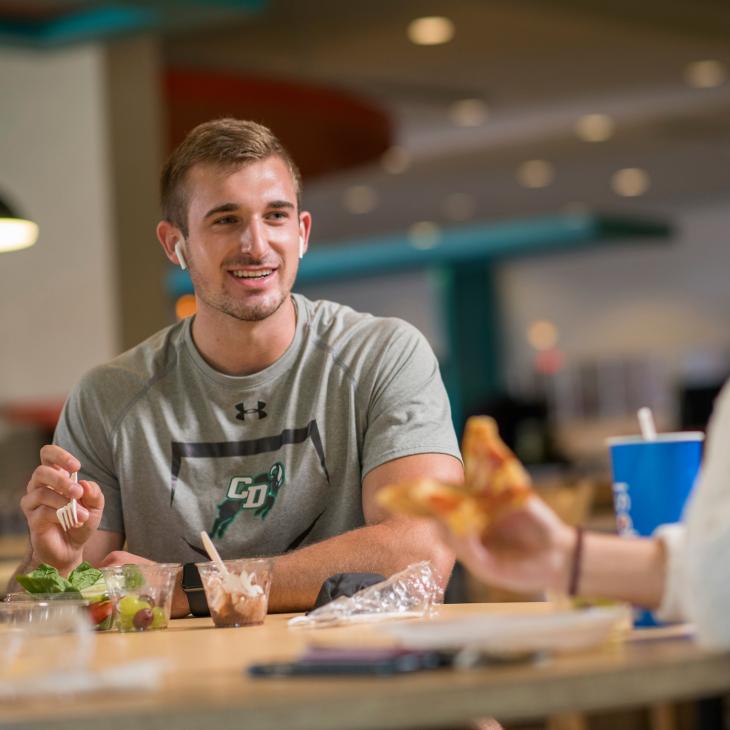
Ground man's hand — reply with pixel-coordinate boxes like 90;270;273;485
98;551;188;619
445;496;576;595
20;445;105;575
97;550;154;568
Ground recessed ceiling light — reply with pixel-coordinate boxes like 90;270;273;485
381;146;412;174
449;99;489;127
408;221;441;249
611;168;650;197
527;320;558;351
684;60;727;89
516;160;554;189
575;113;615;142
442;193;476;221
407;16;454;46
343;185;378;214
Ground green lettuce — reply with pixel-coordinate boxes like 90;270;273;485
123;565;145;590
68;562;103;591
16;561;104;595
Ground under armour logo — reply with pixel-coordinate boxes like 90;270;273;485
235;401;267;420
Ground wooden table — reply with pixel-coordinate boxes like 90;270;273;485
2;604;730;730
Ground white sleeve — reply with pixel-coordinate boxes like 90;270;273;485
652;523;687;623
683;381;730;648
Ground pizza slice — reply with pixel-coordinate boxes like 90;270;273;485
376;416;533;535
376;478;491;535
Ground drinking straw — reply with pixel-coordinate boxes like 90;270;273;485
200;531;229;576
638;407;657;441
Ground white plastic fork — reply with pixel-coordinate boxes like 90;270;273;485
56;472;82;532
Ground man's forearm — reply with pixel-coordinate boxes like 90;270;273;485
168;519;453;617
578;532;666;609
267;519;454;613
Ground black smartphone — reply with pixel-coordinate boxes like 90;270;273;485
248;647;450;677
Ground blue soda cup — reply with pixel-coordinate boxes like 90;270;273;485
607;432;704;626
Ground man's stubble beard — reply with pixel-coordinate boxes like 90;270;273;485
188;264;289;323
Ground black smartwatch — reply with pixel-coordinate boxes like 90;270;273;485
181;562;209;617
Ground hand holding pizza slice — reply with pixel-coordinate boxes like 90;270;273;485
377;416;534;535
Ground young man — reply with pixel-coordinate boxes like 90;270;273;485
15;119;463;615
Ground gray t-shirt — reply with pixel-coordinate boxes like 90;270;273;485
54;295;460;563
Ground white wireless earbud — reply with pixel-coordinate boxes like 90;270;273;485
174;239;188;270
298;235;305;260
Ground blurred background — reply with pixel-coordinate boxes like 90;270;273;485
1;1;730;552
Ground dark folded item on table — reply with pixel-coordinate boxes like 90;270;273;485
248;646;451;677
312;572;386;610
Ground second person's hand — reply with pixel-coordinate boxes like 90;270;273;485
444;496;577;596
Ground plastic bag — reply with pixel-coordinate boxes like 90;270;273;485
288;561;443;628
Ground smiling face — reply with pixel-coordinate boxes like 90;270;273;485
178;155;310;324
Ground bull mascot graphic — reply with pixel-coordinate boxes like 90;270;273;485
210;462;285;539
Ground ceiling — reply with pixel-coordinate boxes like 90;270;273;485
3;0;730;244
163;0;730;243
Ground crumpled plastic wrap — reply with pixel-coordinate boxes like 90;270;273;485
288;561;443;628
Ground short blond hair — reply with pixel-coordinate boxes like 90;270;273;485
160;118;302;235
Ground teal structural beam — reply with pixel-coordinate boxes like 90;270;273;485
296;213;671;284
434;264;502;435
0;1;265;48
0;6;158;48
166;213;672;297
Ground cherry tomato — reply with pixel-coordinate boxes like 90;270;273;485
88;599;113;627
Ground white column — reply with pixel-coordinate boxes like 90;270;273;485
0;43;118;401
